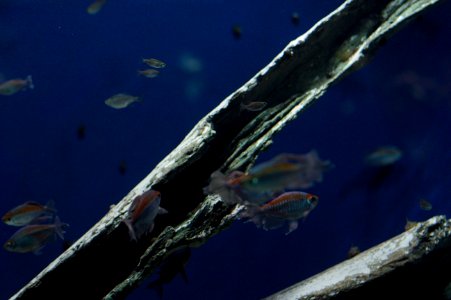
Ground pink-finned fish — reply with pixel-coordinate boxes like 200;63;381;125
0;75;34;96
2;201;56;227
241;191;319;235
3;217;67;254
123;190;168;241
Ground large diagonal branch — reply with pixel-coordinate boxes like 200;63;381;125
11;0;445;299
264;216;451;299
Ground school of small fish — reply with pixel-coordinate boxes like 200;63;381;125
2;201;68;254
204;150;332;234
104;57;166;109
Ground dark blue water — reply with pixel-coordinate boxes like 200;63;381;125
0;0;450;299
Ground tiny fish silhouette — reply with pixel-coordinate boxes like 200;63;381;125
0;75;33;96
365;146;402;166
143;58;166;68
123;190;167;241
419;199;432;211
2;201;56;227
138;69;160;78
105;93;140;109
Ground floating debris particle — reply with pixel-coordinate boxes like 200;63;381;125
105;93;140;109
232;25;242;39
419;199;432;211
0;75;33;96
118;160;127;175
291;12;300;25
76;124;86;140
143;58;166;68
138;69;160;78
87;0;107;15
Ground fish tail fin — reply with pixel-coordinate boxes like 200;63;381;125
45;199;58;215
158;207;168;215
26;75;34;90
54;216;69;240
122;219;137;241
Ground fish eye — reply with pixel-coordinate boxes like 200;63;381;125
4;240;15;248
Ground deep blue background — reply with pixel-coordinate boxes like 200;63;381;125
0;0;450;299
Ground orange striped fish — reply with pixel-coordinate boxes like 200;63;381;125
2;201;56;227
241;191;318;234
123;190;167;241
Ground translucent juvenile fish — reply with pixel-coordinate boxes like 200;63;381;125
138;69;160;78
123;190;167;241
143;58;166;69
105;93;140;109
3;217;67;254
204;151;331;205
240;191;319;235
2;201;56;227
419;199;432;211
365;146;402;166
87;0;107;15
240;101;267;112
0;75;33;96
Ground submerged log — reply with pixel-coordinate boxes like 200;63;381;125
10;0;446;299
264;215;451;300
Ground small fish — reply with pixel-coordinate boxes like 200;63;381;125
419;199;432;211
0;75;33;96
123;190;167;241
241;191;319;234
3;217;67;254
2;201;56;227
138;69;160;78
240;101;267;112
365;146;402;166
87;0;107;15
204;151;331;205
347;246;361;258
143;58;166;69
105;93;140;109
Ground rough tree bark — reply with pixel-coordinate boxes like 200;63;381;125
264;216;451;300
10;0;446;299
